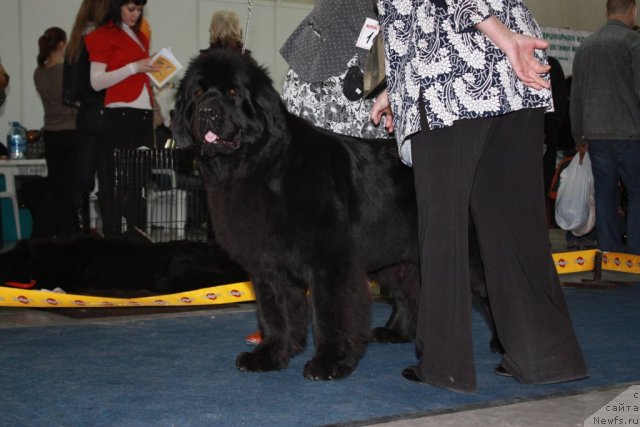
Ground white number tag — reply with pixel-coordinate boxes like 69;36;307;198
356;18;380;50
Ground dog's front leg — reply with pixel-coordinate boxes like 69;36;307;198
236;275;308;373
303;268;371;380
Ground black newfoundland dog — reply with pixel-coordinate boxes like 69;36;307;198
0;232;248;297
173;51;421;380
173;51;499;380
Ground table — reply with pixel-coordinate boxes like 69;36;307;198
0;158;47;240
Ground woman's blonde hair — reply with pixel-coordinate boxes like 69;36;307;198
209;11;243;49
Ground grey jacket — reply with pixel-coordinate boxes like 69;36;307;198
280;0;377;83
571;20;640;141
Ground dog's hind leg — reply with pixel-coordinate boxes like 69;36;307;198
369;261;420;343
236;273;308;373
303;266;371;381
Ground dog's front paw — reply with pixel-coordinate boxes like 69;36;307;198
303;356;355;381
371;326;412;343
236;349;288;372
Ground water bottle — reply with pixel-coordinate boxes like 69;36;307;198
7;121;27;160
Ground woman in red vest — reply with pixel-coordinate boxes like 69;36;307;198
86;0;157;237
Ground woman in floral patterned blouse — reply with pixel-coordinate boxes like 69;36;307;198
371;0;588;393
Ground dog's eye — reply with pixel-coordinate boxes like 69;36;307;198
193;87;203;97
229;88;237;97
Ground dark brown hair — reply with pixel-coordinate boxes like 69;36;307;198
607;0;636;15
37;27;67;68
102;0;148;33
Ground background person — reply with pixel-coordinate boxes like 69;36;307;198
85;0;157;237
201;10;244;54
0;57;8;108
570;0;640;255
280;0;391;139
33;27;80;238
371;0;587;393
63;0;111;234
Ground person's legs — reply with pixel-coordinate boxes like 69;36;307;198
76;108;103;233
55;130;81;237
101;108;138;237
410;113;489;393
43;129;80;238
76;108;103;193
470;109;587;384
126;109;153;232
588;140;624;252
614;140;640;254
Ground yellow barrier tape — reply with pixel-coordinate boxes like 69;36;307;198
601;252;640;274
1;249;637;309
0;282;255;308
552;250;598;274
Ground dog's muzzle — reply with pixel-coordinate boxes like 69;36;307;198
195;106;242;155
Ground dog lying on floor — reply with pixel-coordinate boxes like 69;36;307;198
0;232;248;297
172;50;502;380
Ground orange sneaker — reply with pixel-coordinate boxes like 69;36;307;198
245;330;262;345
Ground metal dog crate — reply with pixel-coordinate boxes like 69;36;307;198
113;149;209;242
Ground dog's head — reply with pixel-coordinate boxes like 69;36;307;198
173;50;287;156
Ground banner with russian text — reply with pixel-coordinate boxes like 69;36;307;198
541;27;592;76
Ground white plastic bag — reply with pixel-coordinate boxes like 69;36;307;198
555;153;595;233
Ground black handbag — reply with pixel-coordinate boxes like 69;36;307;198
343;65;365;101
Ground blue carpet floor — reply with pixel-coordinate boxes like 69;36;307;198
1;285;639;427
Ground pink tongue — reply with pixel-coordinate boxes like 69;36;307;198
204;131;218;143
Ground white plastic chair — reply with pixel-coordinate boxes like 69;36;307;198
0;165;22;240
146;169;188;239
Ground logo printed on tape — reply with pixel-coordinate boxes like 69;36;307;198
206;293;219;301
576;256;585;266
557;258;567;268
230;290;243;298
180;297;193;304
15;295;31;304
45;298;59;306
74;300;87;306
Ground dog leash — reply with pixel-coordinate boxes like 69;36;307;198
242;0;254;55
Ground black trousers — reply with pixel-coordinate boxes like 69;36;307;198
32;129;80;238
411;108;587;392
100;107;153;237
77;106;103;194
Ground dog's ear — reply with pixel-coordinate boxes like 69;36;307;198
254;89;287;140
248;65;287;140
172;77;195;149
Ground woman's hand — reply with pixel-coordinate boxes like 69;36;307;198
132;57;159;74
476;16;550;91
577;140;588;163
370;88;395;133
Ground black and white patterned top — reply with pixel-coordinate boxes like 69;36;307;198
378;0;552;165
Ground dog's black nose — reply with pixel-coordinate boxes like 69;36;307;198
199;107;219;120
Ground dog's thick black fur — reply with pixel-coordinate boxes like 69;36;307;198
0;233;248;297
173;51;424;380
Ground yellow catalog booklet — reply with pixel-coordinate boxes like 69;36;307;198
147;47;183;88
